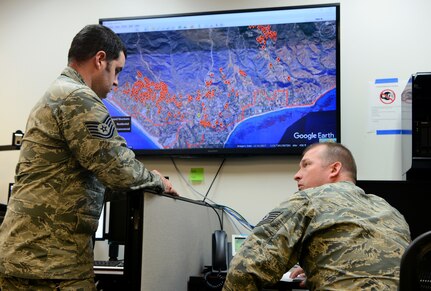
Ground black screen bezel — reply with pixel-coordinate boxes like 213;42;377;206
99;4;341;157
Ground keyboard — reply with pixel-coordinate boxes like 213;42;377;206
94;260;124;268
94;260;124;275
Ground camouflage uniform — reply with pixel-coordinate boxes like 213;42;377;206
223;181;411;291
0;67;165;281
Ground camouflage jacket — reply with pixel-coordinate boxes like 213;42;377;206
223;181;411;291
0;67;165;279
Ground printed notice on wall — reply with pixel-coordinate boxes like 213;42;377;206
368;78;408;135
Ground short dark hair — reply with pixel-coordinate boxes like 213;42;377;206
67;24;127;64
304;142;358;182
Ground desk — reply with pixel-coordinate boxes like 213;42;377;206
94;190;237;291
139;193;236;291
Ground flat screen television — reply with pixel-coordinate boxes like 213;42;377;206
99;4;340;157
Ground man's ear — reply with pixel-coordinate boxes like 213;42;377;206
329;161;342;178
94;51;107;69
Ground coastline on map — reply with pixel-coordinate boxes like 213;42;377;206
224;88;336;147
104;87;336;150
103;99;163;149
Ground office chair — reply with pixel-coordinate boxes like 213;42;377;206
399;230;431;291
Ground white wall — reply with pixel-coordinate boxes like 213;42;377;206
1;0;431;226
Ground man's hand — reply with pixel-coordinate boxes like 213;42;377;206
289;266;306;287
152;170;179;196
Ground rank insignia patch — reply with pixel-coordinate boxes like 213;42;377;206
85;115;116;139
255;211;283;227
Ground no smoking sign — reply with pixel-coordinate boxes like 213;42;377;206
379;89;396;104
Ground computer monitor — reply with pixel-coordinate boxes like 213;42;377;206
8;183;13;202
97;197;128;260
231;234;248;256
105;198;127;245
94;204;105;240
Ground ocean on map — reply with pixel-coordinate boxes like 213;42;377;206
104;88;336;150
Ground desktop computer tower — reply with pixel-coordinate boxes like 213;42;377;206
402;72;431;180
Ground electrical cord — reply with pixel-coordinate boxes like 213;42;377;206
224;212;247;234
202;158;225;203
220;205;254;230
171;157;211;199
170;157;254;231
203;269;226;289
203;200;223;230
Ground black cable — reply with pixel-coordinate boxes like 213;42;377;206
203;201;223;230
203;269;225;289
169;157;253;231
169;157;224;229
202;158;226;203
170;157;216;202
201;158;225;230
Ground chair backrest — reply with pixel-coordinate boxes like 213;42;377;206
399;230;431;291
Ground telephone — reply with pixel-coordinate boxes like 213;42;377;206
212;230;228;272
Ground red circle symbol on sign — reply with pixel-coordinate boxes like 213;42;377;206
379;89;396;104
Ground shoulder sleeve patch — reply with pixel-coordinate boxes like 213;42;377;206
84;115;116;139
255;211;283;227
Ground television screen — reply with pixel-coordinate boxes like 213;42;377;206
100;4;340;156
